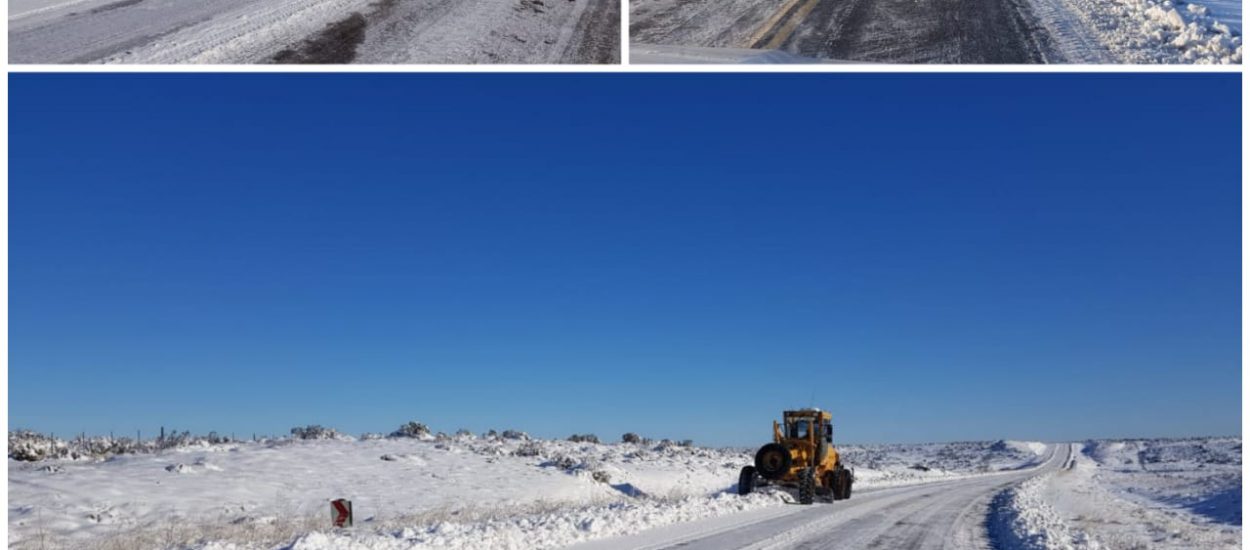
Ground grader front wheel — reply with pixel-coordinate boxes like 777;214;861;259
798;468;815;504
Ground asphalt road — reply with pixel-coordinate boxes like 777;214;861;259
576;444;1071;550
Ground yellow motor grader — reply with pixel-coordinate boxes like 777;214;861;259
737;408;853;504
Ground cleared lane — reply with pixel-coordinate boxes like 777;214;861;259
631;0;1063;63
576;444;1071;550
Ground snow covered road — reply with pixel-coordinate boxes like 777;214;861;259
9;0;619;63
572;444;1069;550
631;0;1058;63
630;0;1241;63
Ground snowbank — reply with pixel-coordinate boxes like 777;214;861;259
1033;0;1242;63
280;492;786;550
998;439;1241;549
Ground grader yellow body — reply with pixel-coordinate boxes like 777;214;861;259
738;408;853;504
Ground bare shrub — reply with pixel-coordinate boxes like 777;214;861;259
290;425;349;441
514;441;544;457
388;421;431;439
501;429;529;440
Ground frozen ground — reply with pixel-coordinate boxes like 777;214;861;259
629;0;1240;63
9;429;1050;550
8;0;618;63
991;438;1241;549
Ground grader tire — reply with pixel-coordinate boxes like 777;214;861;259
822;471;836;502
832;469;853;500
798;468;815;505
738;466;756;496
754;443;792;480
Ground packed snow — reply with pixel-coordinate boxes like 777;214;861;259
992;438;1241;549
9;427;1050;550
9;0;618;63
8;0;374;64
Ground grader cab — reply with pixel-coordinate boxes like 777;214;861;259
738;408;853;504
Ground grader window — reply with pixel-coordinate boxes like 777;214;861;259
794;419;811;439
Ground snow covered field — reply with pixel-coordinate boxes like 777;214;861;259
8;0;619;63
9;428;1050;550
992;438;1241;549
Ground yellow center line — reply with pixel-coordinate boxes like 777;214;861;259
762;0;822;49
742;0;805;48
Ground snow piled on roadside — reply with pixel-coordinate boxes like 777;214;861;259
1042;0;1241;63
278;492;785;550
97;0;375;64
1002;472;1096;549
999;439;1240;549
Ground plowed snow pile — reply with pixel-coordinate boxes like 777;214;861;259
997;438;1241;549
1031;0;1242;63
9;431;1047;549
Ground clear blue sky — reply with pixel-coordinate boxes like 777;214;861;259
9;74;1240;446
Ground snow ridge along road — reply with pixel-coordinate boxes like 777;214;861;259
573;444;1071;550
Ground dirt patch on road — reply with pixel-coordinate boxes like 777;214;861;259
271;12;368;63
271;0;399;64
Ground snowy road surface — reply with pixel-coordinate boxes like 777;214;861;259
571;444;1068;550
631;0;1057;63
9;0;619;63
630;0;1241;63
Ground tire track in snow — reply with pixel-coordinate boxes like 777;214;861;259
633;0;1063;62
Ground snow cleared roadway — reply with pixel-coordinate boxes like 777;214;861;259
8;0;618;63
571;444;1069;550
631;0;1066;63
630;0;1241;63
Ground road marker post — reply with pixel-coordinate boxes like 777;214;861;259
331;499;353;528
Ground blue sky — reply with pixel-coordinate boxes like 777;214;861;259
9;74;1240;446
